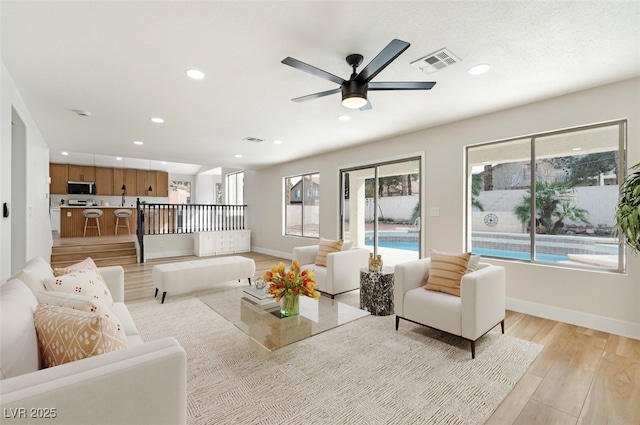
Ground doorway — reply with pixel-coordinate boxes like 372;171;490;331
340;157;422;267
11;109;27;274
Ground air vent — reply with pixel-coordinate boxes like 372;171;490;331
242;137;265;143
411;48;460;74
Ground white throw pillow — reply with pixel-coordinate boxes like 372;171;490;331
0;279;40;379
467;254;481;273
9;256;54;296
44;269;114;308
37;290;112;316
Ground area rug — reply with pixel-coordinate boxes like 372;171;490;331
128;294;542;425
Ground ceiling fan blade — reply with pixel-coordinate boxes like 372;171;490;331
291;88;341;102
355;39;410;84
368;81;436;90
282;57;345;85
359;100;372;111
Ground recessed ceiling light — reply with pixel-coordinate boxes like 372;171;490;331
338;115;351;121
150;117;164;124
61;151;69;156
273;140;283;145
234;154;243;158
162;161;167;164
572;147;582;151
116;157;122;161
185;69;205;80
468;63;491;75
133;140;143;145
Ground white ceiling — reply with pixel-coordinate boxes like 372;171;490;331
2;1;639;173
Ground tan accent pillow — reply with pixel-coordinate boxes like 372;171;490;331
315;238;344;267
425;249;471;297
54;257;100;277
34;304;127;368
44;269;114;308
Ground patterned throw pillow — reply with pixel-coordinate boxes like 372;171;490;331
37;290;113;316
44;269;114;308
34;304;127;368
425;249;472;297
315;238;344;267
53;257;101;277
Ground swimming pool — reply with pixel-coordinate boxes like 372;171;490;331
367;240;570;262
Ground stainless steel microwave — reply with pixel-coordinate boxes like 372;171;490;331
67;181;96;195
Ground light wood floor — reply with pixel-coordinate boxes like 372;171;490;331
123;252;640;425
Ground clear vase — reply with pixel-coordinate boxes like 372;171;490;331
280;293;300;317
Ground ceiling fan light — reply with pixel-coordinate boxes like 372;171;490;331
342;95;367;109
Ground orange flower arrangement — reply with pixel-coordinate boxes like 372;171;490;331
264;260;320;301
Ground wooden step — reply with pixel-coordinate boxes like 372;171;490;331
51;240;138;269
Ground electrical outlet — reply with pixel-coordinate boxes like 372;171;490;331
67;211;72;217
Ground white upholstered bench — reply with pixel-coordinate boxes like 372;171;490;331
153;256;256;303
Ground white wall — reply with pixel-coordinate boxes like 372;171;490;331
246;78;640;339
1;60;53;279
194;173;215;204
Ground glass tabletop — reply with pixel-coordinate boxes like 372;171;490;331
198;286;369;351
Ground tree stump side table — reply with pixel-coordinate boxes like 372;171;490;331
359;267;394;316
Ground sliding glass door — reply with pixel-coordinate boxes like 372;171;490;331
341;157;421;267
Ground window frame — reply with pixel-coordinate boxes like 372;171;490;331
465;120;627;273
284;171;320;238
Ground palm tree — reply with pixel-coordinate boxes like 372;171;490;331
514;181;591;235
472;174;484;211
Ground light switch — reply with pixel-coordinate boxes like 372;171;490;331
430;207;440;217
67;212;72;217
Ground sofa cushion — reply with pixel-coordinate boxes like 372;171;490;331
9;256;54;296
53;257;101;277
0;279;40;379
44;269;114;308
37;290;113;316
425;249;471;297
34;304;127;368
315;238;344;267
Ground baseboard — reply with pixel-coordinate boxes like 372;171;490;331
506;297;640;340
252;246;292;260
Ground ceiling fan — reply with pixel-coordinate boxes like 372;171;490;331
282;39;436;110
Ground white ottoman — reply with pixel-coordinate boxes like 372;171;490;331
153;256;256;303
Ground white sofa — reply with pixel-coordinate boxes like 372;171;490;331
394;257;506;358
292;242;369;298
0;257;187;425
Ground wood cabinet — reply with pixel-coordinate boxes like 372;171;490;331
95;167;114;195
113;168;137;197
156;171;169;197
51;163;167;197
68;165;95;182
49;163;68;194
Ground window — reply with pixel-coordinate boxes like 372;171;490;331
467;121;625;272
285;173;319;237
226;171;244;205
169;180;191;204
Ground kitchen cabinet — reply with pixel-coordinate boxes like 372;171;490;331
68;165;95;182
156;171;169;197
49;163;68;194
95;167;114;195
113;168;137;197
136;170;151;196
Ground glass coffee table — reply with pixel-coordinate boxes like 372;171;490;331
198;286;369;350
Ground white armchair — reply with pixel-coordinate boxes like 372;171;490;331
394;257;505;358
292;243;369;298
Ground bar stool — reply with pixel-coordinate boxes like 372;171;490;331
83;208;103;237
114;209;132;235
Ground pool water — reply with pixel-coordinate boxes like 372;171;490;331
368;240;570;263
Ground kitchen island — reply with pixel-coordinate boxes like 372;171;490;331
59;206;138;238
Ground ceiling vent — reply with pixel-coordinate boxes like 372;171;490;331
411;48;460;74
242;136;265;143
